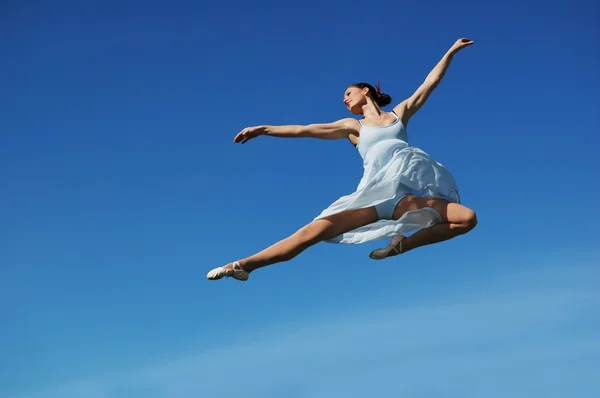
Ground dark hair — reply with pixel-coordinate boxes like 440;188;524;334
350;82;392;107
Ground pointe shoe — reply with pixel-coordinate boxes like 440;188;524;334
206;261;249;281
369;235;405;260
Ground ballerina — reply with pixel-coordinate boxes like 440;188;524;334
207;38;477;281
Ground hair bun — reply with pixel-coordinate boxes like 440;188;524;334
377;93;392;107
349;82;393;107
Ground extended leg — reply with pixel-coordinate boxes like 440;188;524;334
370;195;477;259
207;206;378;280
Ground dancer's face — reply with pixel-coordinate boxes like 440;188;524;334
343;86;368;115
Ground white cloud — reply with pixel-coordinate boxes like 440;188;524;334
10;263;600;398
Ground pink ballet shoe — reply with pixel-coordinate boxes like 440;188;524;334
206;261;249;281
369;235;405;260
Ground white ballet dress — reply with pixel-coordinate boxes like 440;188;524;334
314;111;461;244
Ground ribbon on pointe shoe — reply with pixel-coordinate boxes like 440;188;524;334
206;261;249;281
368;235;405;260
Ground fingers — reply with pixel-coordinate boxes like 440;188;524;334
234;128;248;143
452;38;474;52
233;130;244;143
234;128;254;144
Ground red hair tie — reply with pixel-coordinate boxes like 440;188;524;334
375;81;381;97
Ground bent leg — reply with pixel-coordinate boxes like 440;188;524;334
370;195;477;259
395;196;477;253
212;206;378;276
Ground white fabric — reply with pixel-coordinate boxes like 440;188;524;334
314;113;460;244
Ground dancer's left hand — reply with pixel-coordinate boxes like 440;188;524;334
450;38;474;53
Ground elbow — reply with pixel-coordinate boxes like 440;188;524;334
296;125;313;137
424;77;441;87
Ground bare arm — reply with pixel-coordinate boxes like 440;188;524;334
394;38;474;125
234;118;359;144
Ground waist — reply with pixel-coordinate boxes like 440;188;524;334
360;138;409;160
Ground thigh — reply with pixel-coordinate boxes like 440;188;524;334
392;195;475;224
304;206;379;243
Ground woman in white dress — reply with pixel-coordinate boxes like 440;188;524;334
208;38;478;282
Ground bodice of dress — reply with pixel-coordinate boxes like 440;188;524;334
314;111;460;244
356;111;408;160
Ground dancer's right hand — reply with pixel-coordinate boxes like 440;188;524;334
234;126;266;144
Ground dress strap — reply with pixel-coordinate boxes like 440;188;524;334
359;112;397;126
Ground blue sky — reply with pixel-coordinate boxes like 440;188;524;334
1;0;599;397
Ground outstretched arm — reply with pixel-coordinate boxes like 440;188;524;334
394;38;474;125
234;118;358;144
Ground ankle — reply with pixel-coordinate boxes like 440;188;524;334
398;236;411;253
391;235;406;253
234;260;253;273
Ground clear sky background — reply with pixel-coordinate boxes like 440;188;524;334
1;0;599;397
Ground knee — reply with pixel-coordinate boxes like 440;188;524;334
464;209;478;231
294;222;324;247
452;208;477;234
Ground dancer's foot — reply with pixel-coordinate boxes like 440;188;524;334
369;235;405;260
206;261;249;281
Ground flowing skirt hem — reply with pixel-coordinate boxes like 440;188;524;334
313;145;461;245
